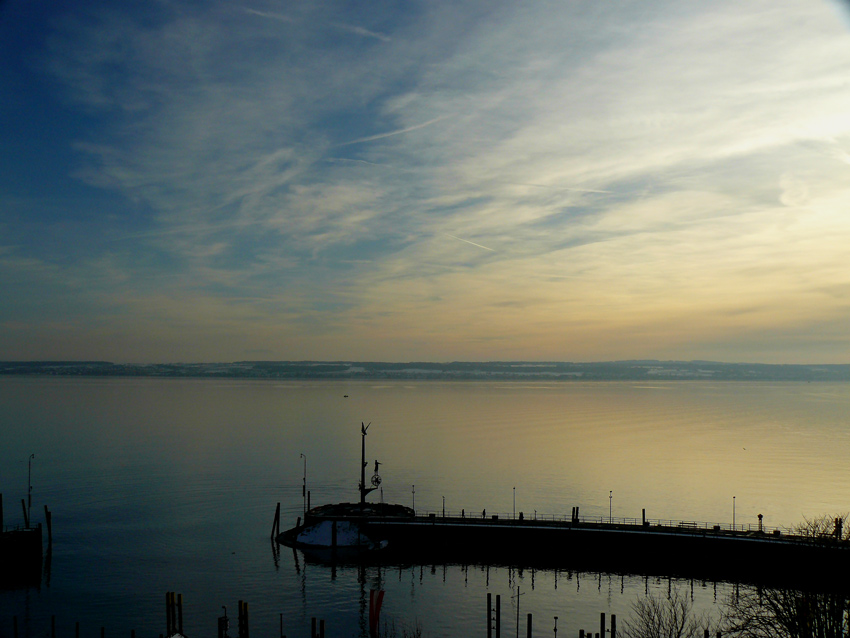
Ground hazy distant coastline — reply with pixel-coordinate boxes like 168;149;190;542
2;360;850;381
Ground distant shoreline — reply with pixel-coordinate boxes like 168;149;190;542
2;360;849;382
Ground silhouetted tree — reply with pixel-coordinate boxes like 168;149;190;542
622;587;716;638
792;513;850;541
722;586;850;638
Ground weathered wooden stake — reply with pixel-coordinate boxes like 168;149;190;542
178;593;183;634
487;593;492;638
271;503;281;540
45;505;52;546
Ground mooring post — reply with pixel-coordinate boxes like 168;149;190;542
496;594;501;638
13;615;18;638
319;619;325;638
271;503;281;540
101;626;105;638
45;505;52;546
311;617;317;638
704;630;709;638
526;613;532;638
611;614;616;638
642;509;646;525
600;612;605;638
487;593;492;638
579;631;584;638
178;593;183;634
76;621;80;638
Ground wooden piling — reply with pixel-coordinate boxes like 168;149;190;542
44;505;52;546
611;614;616;638
487;593;492;638
526;613;532;638
496;594;501;638
178;593;183;635
13;615;17;638
51;615;56;638
271;503;281;540
319;619;325;638
600;612;605;638
76;621;80;638
311;617;317;638
238;600;249;638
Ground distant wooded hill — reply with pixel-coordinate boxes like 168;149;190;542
2;360;850;381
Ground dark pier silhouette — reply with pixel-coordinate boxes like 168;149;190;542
0;492;51;588
277;423;850;593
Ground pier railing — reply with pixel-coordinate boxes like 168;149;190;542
409;509;797;538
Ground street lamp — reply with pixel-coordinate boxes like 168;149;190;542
27;454;34;525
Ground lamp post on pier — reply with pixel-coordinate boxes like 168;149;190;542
27;454;34;525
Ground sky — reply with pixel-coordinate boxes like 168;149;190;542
2;0;850;364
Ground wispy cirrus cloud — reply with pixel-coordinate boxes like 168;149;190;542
4;0;850;362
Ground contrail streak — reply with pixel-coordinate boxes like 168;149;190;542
338;116;448;146
444;233;495;252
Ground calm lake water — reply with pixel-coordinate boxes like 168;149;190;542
2;377;850;637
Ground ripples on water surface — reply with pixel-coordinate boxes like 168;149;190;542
2;378;850;636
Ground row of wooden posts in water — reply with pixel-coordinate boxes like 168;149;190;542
6;591;731;638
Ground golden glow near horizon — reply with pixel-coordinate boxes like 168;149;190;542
2;1;850;363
